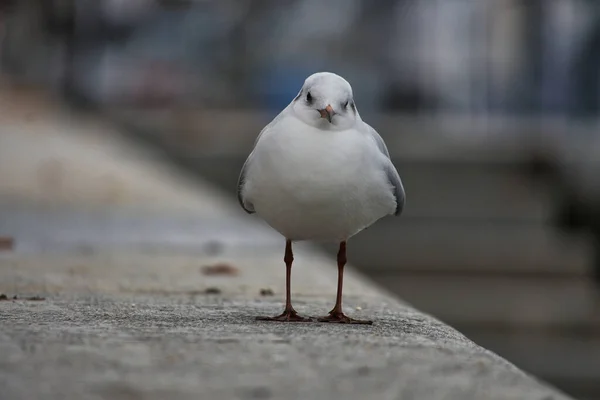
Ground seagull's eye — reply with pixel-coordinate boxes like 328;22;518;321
344;100;349;109
306;92;313;104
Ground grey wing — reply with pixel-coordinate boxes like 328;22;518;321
236;153;255;214
365;123;405;216
384;159;405;216
366;123;391;158
236;120;276;214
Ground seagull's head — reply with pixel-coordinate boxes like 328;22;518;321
290;72;358;131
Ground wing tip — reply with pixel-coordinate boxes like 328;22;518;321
242;206;256;215
237;191;255;214
393;190;405;217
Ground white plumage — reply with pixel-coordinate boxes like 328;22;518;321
238;72;404;242
237;72;404;324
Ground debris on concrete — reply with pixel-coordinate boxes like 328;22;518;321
204;287;222;295
259;288;274;296
0;294;46;301
202;262;239;276
25;295;45;301
0;236;14;251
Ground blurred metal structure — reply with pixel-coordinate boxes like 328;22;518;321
2;0;600;116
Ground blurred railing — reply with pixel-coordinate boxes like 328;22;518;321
2;0;600;118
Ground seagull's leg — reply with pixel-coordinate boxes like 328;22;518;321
318;241;373;325
256;239;311;322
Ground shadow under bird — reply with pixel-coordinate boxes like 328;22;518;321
237;72;405;324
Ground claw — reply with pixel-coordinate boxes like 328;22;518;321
317;311;373;325
256;309;313;323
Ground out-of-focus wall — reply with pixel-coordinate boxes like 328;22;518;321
3;0;600;119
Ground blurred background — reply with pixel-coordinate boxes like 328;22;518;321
2;0;600;398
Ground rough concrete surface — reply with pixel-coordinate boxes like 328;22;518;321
0;245;571;400
0;88;572;399
0;291;567;400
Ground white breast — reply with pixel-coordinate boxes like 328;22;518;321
242;115;396;242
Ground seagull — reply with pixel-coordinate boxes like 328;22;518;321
237;72;405;324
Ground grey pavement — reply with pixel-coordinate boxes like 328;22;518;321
0;88;572;400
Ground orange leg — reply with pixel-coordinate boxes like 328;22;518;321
256;240;311;322
318;241;373;325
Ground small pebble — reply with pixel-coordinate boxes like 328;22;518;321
355;306;362;311
0;294;8;301
260;288;274;296
0;236;14;251
205;287;222;295
202;263;239;276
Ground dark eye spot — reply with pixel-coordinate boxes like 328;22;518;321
344;100;349;108
306;92;313;104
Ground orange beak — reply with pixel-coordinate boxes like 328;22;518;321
318;104;335;123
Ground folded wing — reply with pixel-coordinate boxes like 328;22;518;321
364;123;405;216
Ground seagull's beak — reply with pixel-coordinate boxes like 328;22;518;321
318;104;335;123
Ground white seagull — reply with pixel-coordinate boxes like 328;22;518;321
237;72;405;324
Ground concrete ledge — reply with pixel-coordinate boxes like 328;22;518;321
0;89;572;399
